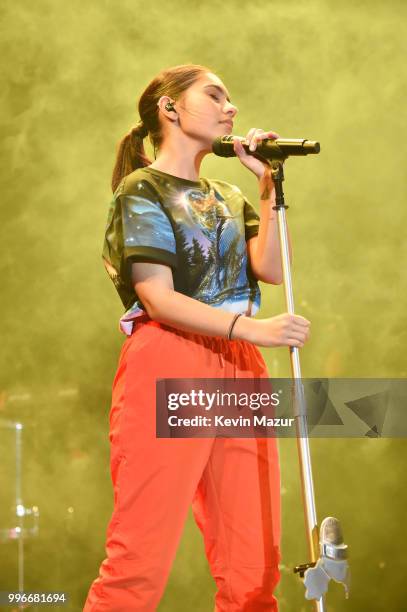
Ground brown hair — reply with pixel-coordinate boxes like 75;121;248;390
111;63;213;194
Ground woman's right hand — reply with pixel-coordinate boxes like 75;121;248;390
234;313;311;348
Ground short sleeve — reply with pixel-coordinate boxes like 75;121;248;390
118;182;178;284
243;196;260;241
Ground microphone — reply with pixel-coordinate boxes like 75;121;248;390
303;516;350;600
212;135;320;160
319;516;348;561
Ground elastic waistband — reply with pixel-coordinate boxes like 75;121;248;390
130;313;240;347
131;313;179;334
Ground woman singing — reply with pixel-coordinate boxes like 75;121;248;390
84;63;311;611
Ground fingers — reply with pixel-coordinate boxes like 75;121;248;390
233;128;280;157
285;330;310;348
291;314;311;327
279;313;310;327
287;338;306;348
287;329;310;345
244;128;280;151
261;314;311;349
281;313;311;348
292;319;311;332
233;138;247;156
244;128;259;149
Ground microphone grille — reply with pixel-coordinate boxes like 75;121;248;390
320;516;344;545
212;135;236;157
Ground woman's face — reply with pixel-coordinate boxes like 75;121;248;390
176;72;238;147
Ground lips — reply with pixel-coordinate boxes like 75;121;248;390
220;121;233;129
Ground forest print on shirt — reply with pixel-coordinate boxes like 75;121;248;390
102;166;261;335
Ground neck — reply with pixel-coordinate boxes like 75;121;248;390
149;135;210;182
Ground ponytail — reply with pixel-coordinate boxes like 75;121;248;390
111;121;151;194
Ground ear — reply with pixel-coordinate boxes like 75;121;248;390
157;96;177;120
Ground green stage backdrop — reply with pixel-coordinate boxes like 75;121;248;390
1;0;406;610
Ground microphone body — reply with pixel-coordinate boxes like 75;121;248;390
212;135;320;160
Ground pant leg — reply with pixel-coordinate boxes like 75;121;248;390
83;321;218;612
191;339;281;611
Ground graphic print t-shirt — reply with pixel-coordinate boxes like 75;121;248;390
102;166;261;335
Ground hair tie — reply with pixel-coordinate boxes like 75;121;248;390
131;120;148;139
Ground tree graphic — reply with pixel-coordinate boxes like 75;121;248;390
224;234;244;287
172;224;193;293
189;237;208;293
197;240;218;296
170;207;249;304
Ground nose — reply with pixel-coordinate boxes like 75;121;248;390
225;101;238;118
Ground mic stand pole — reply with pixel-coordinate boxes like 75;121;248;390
269;159;326;612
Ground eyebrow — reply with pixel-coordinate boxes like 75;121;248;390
203;84;231;103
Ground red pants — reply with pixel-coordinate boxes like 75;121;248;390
83;316;281;611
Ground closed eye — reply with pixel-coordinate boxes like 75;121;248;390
209;93;220;101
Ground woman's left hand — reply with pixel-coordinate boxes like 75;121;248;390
233;128;280;181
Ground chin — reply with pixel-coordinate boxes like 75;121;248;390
201;126;230;150
219;122;233;132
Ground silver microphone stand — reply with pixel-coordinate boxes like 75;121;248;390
269;155;349;610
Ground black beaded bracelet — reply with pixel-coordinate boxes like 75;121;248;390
227;313;243;340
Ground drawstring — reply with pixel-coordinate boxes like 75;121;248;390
217;339;238;379
216;337;226;369
218;347;225;368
